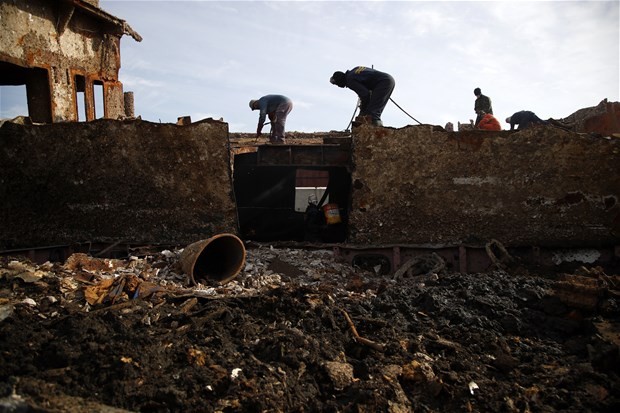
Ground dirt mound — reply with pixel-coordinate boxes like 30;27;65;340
1;247;618;412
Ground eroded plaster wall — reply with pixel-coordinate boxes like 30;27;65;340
0;119;237;249
349;125;620;247
0;0;125;121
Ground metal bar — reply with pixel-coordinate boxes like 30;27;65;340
459;245;467;273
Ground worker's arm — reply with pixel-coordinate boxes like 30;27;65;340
510;112;521;130
256;103;268;136
347;79;370;112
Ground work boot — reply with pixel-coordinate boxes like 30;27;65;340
372;119;383;127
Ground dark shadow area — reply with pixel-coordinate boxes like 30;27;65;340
233;151;351;242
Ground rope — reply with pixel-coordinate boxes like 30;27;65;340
390;97;423;125
344;96;423;130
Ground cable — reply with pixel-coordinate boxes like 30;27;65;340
345;97;422;130
343;63;424;127
345;98;360;132
390;97;423;125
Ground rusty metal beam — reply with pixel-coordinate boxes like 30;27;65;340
256;144;351;167
333;243;620;275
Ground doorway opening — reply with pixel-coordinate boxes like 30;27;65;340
233;152;351;242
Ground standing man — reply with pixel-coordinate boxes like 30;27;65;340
249;94;293;144
330;66;395;127
474;87;493;126
506;110;546;130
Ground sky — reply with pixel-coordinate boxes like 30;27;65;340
1;0;618;132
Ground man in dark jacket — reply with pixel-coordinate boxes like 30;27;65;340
249;94;293;144
330;66;395;126
474;87;493;126
506;110;546;130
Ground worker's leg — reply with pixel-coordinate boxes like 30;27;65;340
367;75;395;123
272;100;293;142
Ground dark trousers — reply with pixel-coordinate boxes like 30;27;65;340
270;100;293;141
363;76;395;121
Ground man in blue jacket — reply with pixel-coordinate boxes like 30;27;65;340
249;94;293;144
330;66;395;127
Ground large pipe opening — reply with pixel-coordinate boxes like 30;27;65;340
180;234;246;285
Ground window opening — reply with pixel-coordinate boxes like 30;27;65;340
94;80;104;119
295;169;329;212
0;85;28;119
75;75;86;121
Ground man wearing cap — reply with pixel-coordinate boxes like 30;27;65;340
249;94;293;144
330;66;395;127
506;110;546;130
473;88;493;126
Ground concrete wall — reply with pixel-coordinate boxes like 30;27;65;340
0;119;238;249
1;120;618;250
349;125;620;247
0;0;129;122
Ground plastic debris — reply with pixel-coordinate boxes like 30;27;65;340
21;298;37;307
469;381;479;395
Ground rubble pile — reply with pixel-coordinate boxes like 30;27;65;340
0;246;619;412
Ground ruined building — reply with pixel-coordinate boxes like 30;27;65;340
0;1;618;275
1;118;619;274
0;0;141;122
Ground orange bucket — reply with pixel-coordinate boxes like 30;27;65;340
322;203;341;225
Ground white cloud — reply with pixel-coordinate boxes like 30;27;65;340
404;7;458;36
120;73;164;88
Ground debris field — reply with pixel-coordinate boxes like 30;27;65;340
1;245;619;412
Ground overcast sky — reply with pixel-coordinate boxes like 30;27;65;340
1;0;619;132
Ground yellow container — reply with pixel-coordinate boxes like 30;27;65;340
322;203;342;225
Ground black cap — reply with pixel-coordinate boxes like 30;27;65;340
330;71;347;88
474;87;481;96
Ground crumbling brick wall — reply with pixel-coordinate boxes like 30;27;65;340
0;119;237;249
349;125;620;247
558;99;620;136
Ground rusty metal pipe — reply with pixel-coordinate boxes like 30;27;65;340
180;234;246;285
